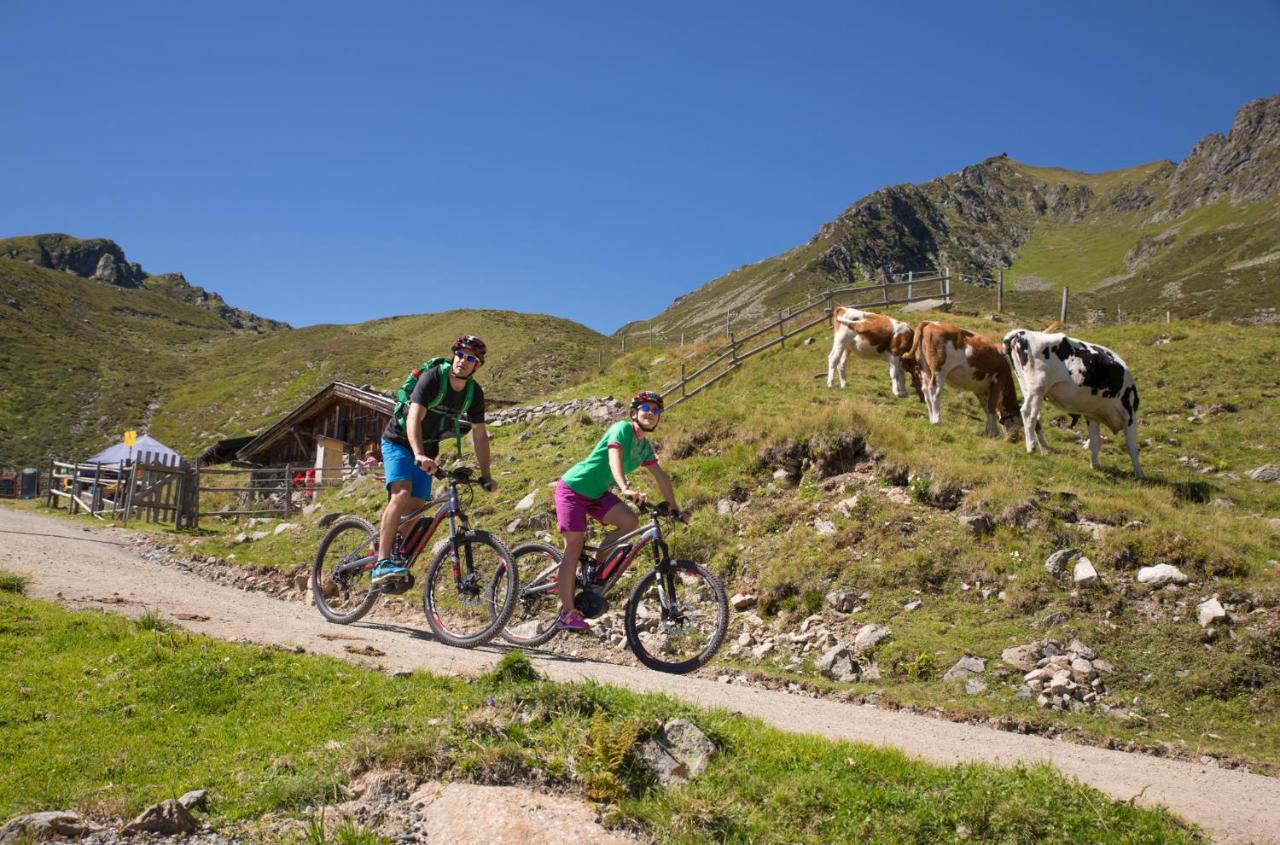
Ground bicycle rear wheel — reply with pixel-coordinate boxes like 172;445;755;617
423;530;516;648
624;559;728;674
311;516;380;624
494;542;564;648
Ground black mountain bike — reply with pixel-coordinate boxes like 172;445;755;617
310;465;516;648
493;502;728;674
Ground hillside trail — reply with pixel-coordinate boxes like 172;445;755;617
2;507;1277;845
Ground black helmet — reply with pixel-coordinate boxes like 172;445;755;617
452;335;486;363
630;390;664;411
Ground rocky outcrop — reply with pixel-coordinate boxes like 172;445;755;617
1163;93;1280;218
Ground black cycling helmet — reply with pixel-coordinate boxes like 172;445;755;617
630;390;664;411
452;335;486;363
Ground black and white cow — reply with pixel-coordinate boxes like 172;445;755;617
1002;329;1143;478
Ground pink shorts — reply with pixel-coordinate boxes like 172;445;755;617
554;480;624;533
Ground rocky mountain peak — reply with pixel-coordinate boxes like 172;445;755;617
1164;92;1280;217
3;234;146;287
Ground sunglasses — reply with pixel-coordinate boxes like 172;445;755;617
636;403;662;414
454;351;481;364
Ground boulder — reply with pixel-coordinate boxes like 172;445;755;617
1246;464;1280;483
1044;548;1080;577
826;590;855;613
122;799;199;836
1198;597;1228;628
943;656;986;681
1001;643;1040;672
1072;556;1099;587
729;593;756;612
958;513;994;537
816;646;859;682
178;789;208;811
635;719;716;786
852;624;890;655
1137;564;1188;586
0;811;90;842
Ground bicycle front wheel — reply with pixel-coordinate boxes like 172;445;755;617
494;542;565;648
423;530;517;648
311;516;380;625
624;559;728;674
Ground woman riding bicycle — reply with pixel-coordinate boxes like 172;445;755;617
553;390;683;631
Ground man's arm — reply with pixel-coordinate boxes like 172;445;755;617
407;403;436;472
470;424;498;491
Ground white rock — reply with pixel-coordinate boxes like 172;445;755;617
852;624;890;655
1002;644;1040;672
1072;556;1099;586
836;495;861;517
1197;597;1227;628
903;599;922;612
274;522;299;535
514;491;538;511
730;593;757;612
943;656;985;681
814;519;837;536
751;642;775;659
1137;564;1188;586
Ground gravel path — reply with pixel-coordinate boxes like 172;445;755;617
2;507;1277;844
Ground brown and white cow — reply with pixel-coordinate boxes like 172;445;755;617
903;321;1021;438
826;307;915;398
1003;328;1143;478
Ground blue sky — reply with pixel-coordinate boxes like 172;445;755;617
4;1;1277;334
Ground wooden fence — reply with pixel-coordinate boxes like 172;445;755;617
46;450;196;527
658;270;954;408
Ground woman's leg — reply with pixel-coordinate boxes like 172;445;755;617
558;531;586;614
596;502;639;565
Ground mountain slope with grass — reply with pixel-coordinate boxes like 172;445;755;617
622;93;1280;340
0;245;611;466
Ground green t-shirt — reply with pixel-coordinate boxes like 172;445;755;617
562;420;657;499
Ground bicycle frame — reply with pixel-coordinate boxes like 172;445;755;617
334;479;471;582
522;510;671;602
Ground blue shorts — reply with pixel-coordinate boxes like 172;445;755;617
381;438;433;501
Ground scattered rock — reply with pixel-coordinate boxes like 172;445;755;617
835;495;862;517
852;624;890;655
178;789;208;811
274;522;299;535
1137;564;1188;587
1001;643;1040;672
729;593;756;612
505;518;522;533
826;590;855;613
1198;597;1228;628
813;518;837;537
1072;556;1099;587
943;656;986;681
817;646;859;682
249;531;270;542
1246;464;1280;483
716;498;740;516
1044;548;1080;577
958;513;994;537
515;491;538;511
903;599;922;612
965;678;988;695
122;799;199;836
0;811;91;842
634;719;716;786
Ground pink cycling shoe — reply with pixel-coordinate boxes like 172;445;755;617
557;609;590;632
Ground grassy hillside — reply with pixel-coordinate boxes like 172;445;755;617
154;308;611;457
0;255;611;465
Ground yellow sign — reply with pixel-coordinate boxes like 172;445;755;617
124;430;137;447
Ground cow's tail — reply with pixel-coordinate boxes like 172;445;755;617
1043;320;1063;334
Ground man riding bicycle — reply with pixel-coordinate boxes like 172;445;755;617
553;390;683;631
373;335;498;586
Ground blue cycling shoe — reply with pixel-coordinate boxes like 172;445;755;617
370;559;409;586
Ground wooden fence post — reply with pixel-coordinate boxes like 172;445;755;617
284;464;293;519
906;270;913;301
778;311;786;348
997;270;1004;313
46;460;54;508
943;267;951;301
680;363;686;399
1166;310;1171;324
729;331;738;366
1060;287;1070;324
122;460;136;526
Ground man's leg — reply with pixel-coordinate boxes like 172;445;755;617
374;482;424;583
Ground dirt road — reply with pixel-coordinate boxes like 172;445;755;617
2;507;1276;844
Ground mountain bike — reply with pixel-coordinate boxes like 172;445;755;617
310;465;516;648
493;501;728;674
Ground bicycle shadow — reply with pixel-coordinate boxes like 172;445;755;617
348;618;621;667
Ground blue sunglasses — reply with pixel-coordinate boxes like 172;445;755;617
454;351;481;364
637;403;662;414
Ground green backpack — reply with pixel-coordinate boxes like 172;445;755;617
392;358;475;449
